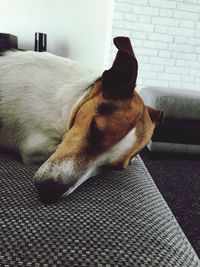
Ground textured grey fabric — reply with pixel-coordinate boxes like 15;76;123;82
0;153;200;267
140;86;200;120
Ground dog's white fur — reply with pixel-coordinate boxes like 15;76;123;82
0;51;97;164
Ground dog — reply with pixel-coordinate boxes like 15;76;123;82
0;36;163;203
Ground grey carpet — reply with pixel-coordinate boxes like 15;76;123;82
0;152;200;267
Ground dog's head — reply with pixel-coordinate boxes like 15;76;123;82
34;37;163;203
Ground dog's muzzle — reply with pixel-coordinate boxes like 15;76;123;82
33;157;96;204
33;159;78;204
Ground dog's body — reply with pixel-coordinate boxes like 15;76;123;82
0;37;162;203
0;51;96;164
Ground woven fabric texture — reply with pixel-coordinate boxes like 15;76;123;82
0;153;200;267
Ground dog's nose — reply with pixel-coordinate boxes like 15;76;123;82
34;179;69;204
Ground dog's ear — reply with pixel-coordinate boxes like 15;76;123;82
102;36;138;99
147;106;164;126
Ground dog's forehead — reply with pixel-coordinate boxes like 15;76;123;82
87;85;137;112
67;78;145;134
76;89;144;135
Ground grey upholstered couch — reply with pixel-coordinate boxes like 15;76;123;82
0;152;200;267
140;87;200;155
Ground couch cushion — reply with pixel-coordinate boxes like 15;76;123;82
0;153;199;267
140;87;200;120
140;87;200;153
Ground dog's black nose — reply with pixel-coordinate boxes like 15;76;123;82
34;179;69;204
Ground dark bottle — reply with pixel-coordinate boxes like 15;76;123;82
34;32;47;52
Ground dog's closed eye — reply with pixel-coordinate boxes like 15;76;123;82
88;118;104;145
96;102;118;116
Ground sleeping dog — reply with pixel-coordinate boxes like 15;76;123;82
0;37;162;203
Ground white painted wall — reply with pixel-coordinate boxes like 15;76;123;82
0;0;114;72
111;0;200;91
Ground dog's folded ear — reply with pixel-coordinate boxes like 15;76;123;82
102;36;138;99
147;106;164;127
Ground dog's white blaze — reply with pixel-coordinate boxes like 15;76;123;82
34;159;76;182
64;127;137;196
100;127;137;163
53;160;76;178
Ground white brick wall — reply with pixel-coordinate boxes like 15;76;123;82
110;0;200;91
